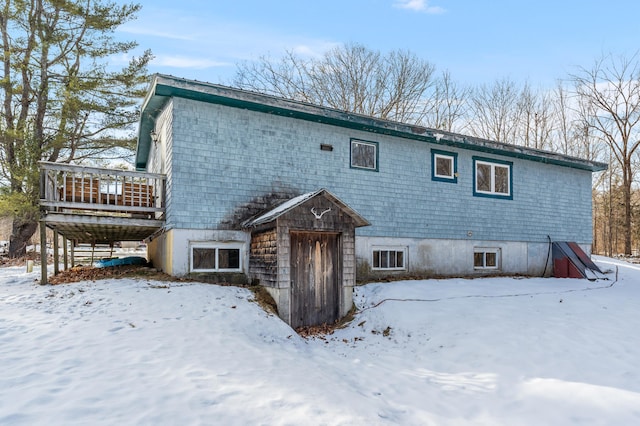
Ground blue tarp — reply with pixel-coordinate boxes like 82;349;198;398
95;256;147;268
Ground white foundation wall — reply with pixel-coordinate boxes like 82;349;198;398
148;228;250;276
355;237;580;277
148;231;593;278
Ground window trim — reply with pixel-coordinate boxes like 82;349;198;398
472;156;513;199
431;149;458;183
190;242;243;273
350;139;379;172
473;247;501;270
371;246;407;271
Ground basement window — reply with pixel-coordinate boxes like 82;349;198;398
474;248;500;270
473;157;512;199
191;243;242;272
350;139;379;171
372;247;407;271
431;149;458;183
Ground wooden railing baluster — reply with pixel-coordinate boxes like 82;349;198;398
38;161;166;218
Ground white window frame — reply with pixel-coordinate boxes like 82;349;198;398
190;242;243;273
372;247;407;271
473;158;512;198
474;248;501;270
431;149;458;183
350;139;379;171
434;153;455;179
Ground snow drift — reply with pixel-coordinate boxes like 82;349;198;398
1;256;639;425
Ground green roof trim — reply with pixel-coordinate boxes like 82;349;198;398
135;74;608;173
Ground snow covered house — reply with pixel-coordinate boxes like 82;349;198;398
131;74;605;325
39;74;607;327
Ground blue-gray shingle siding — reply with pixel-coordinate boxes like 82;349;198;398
162;97;593;244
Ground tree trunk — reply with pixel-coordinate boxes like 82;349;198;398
624;183;632;255
608;165;613;257
8;217;38;258
623;159;633;255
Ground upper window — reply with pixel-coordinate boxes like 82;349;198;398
350;139;378;171
191;243;242;272
372;247;407;271
431;149;458;183
473;157;513;199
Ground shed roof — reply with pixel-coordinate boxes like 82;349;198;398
242;189;370;228
136;74;608;173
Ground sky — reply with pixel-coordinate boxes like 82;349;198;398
113;0;640;90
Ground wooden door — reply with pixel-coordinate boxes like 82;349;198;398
290;232;340;328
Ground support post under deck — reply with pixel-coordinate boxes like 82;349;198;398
53;230;59;275
63;237;68;270
39;220;47;285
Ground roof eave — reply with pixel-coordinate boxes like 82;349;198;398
135;74;608;173
242;189;370;229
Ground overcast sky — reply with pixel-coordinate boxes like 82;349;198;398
115;0;640;89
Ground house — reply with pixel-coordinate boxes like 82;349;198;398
39;74;607;327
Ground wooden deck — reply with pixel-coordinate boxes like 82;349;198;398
39;161;166;246
41;162;165;217
39;162;167;283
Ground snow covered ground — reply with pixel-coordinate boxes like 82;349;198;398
1;256;639;425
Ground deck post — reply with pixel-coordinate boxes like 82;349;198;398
39;220;47;285
53;230;59;275
63;236;68;270
70;240;75;268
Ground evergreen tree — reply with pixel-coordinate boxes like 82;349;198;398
0;0;152;257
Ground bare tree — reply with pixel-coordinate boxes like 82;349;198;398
234;50;312;102
466;78;522;143
550;81;607;160
571;96;608;162
421;70;471;132
516;83;554;150
234;43;437;124
467;78;557;148
552;82;574;155
571;52;640;255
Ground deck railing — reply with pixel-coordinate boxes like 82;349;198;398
39;161;166;218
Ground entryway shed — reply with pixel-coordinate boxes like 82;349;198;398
552;241;606;280
243;189;369;328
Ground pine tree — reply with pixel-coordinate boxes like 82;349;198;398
0;0;152;257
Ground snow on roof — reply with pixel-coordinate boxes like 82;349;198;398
243;191;318;228
242;189;369;228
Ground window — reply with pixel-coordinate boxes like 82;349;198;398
431;149;458;183
474;248;500;270
372;248;407;271
350;139;378;171
473;157;513;199
191;243;242;272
